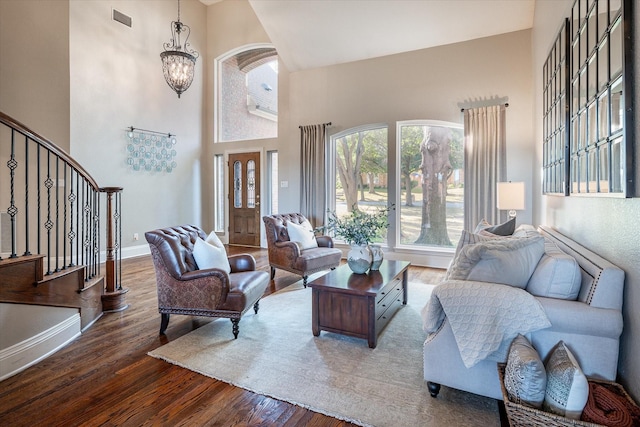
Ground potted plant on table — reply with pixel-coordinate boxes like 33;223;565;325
320;205;393;274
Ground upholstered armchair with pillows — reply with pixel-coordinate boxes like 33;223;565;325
422;224;625;401
262;213;342;286
145;225;269;338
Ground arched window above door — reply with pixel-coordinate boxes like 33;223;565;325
215;45;278;143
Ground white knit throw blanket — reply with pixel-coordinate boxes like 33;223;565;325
422;280;551;368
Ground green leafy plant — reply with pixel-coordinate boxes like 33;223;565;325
319;204;394;246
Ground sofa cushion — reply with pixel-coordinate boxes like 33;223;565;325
287;220;318;250
512;224;540;238
527;239;582;300
446;230;501;280
474;218;516;236
543;341;589;419
504;334;547;409
192;237;231;274
448;236;545;288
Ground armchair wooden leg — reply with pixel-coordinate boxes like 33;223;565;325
254;300;260;314
160;313;170;335
303;275;308;287
270;267;276;280
231;318;240;339
427;381;441;398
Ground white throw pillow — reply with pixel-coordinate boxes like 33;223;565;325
286;220;318;250
448;236;545;288
543;341;589;419
205;230;225;249
192;237;231;274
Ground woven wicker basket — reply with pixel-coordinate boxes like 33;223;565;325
498;363;603;427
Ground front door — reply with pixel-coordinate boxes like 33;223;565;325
228;152;261;246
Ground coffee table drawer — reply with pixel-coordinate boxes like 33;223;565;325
376;277;403;307
375;285;403;332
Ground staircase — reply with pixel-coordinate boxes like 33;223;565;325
0;111;126;332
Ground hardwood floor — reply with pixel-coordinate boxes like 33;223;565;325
0;247;446;426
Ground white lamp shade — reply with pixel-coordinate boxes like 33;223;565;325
497;182;525;210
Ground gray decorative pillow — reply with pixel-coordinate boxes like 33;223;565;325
504;334;546;409
474;218;516;236
448;236;545;288
543;341;589;419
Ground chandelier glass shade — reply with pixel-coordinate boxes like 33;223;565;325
160;1;199;98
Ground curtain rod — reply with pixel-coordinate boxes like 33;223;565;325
128;126;175;138
460;103;509;112
299;122;332;129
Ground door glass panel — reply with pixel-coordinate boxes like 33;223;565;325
398;123;462;247
247;160;256;208
330;125;389;243
234;160;242;208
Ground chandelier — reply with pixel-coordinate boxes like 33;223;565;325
160;0;199;98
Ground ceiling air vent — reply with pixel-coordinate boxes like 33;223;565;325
112;9;132;28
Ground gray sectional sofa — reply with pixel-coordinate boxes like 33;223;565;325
423;225;625;400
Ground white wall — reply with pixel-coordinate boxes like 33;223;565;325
69;0;207;249
0;0;70;148
532;0;640;400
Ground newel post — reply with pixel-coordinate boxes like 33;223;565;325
100;187;129;312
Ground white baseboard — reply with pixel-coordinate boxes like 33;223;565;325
0;313;81;381
120;243;150;260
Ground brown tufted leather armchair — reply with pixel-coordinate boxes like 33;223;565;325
262;213;342;287
145;225;269;338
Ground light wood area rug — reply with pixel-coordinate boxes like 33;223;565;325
148;281;500;427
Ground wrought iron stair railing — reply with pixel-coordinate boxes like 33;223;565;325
0;111;126;319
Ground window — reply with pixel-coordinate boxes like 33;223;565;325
328;125;388;243
397;121;464;248
213;154;225;232
267;151;279;214
216;46;278;142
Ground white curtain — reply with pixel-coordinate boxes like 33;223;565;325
300;123;329;228
463;105;507;231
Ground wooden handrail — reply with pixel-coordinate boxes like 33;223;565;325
0;111;100;190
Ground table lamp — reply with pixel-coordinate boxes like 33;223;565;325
497;181;525;219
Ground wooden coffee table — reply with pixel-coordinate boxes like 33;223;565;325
308;260;410;348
